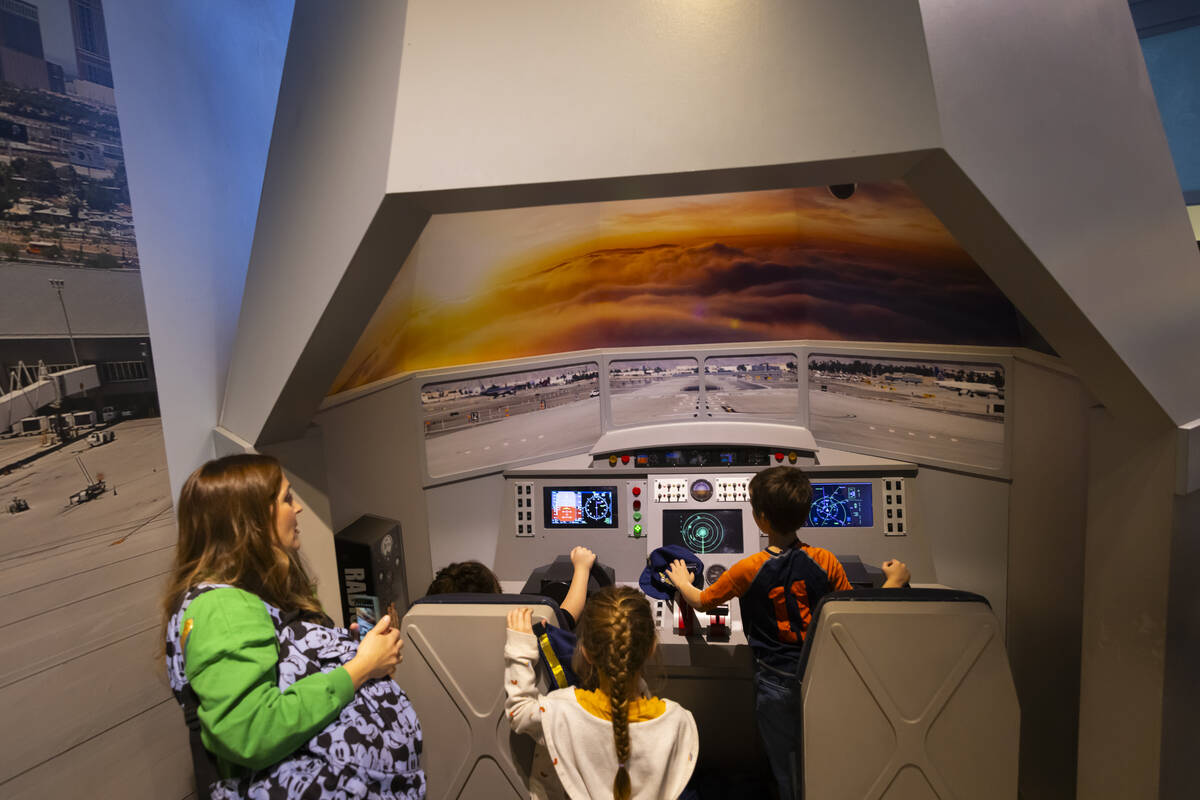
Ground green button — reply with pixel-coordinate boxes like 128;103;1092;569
633;512;642;521
633;524;643;535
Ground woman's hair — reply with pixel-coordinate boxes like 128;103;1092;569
572;585;657;800
425;561;502;595
161;454;322;634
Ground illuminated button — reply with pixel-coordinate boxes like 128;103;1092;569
633;524;643;536
632;486;642;497
609;455;618;466
633;512;642;521
621;455;630;464
775;452;784;462
788;451;797;463
632;499;641;510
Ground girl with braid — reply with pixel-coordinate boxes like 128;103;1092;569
504;586;699;800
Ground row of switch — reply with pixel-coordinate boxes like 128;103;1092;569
515;482;535;537
884;479;907;537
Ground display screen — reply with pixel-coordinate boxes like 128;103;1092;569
806;482;874;527
663;509;745;554
543;486;619;529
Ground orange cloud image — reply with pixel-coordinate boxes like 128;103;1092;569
329;183;1020;396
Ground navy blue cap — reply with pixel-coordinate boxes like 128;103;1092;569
639;545;704;601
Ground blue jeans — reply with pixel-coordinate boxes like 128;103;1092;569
755;668;803;800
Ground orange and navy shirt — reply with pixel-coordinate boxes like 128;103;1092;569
700;543;852;672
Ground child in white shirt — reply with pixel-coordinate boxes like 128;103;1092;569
504;586;699;800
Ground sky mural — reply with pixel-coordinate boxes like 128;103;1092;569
330;182;1022;396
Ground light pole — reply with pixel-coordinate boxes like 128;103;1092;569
48;278;80;367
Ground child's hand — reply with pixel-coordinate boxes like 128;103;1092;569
507;607;534;634
662;559;694;588
570;546;596;571
881;559;910;586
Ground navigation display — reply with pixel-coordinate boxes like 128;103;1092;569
543;486;618;529
806;482;874;528
663;509;744;555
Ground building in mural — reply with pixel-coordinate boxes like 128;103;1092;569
0;0;152;445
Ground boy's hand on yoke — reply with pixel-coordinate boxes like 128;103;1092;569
662;559;694;589
881;559;910;588
570;546;596;571
507;607;534;634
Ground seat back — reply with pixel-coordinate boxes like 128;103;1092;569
394;595;559;800
801;590;1019;800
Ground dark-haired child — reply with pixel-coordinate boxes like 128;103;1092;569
504;586;699;800
664;466;908;800
426;546;596;627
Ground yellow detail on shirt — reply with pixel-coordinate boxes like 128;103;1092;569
181;617;194;652
574;688;666;721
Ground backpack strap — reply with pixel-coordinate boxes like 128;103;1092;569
179;684;222;799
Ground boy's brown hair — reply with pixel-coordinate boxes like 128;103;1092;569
748;466;813;538
425;561;502;595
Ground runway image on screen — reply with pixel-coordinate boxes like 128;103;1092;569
663;509;744;554
807;483;873;528
543;487;617;529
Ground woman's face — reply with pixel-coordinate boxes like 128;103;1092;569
273;477;303;553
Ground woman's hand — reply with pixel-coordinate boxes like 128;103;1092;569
507;607;534;634
344;615;404;689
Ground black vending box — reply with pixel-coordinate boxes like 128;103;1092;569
334;515;408;632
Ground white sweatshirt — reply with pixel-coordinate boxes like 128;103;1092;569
504;629;699;800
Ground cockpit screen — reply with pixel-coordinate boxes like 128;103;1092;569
543;487;618;529
663;509;744;555
806;482;873;528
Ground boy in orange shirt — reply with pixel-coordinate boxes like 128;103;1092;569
664;466;908;800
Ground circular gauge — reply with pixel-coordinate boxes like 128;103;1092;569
705;564;726;586
680;511;726;554
808;495;850;527
583;493;612;522
690;479;714;502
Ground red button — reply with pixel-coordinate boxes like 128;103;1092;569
632;486;642;496
775;452;784;461
621;455;630;464
633;500;642;510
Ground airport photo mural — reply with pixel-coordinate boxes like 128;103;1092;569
807;355;1006;470
331;182;1026;396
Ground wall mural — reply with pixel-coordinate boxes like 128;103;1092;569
331;182;1024;396
808;355;1006;470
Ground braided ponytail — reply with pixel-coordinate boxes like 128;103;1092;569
574;586;656;800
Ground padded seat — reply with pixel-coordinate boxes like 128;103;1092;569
800;589;1019;800
394;594;562;800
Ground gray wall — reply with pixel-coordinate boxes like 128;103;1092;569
106;0;294;498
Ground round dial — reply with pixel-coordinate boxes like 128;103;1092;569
705;564;726;586
680;511;726;554
583;493;611;522
690;479;714;502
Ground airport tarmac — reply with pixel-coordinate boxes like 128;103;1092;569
425;397;602;476
0;419;190;798
809;389;1004;469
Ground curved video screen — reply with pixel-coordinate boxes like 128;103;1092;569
543;487;618;529
663;509;744;555
807;482;873;527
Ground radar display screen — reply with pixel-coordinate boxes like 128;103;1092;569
806;482;873;528
663;509;744;555
543;486;619;529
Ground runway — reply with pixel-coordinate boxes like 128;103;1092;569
808;390;1004;469
425;398;602;476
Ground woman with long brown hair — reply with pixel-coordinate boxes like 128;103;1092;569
504;586;698;800
162;454;425;799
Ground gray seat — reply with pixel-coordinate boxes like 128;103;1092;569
801;590;1019;799
394;595;560;800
